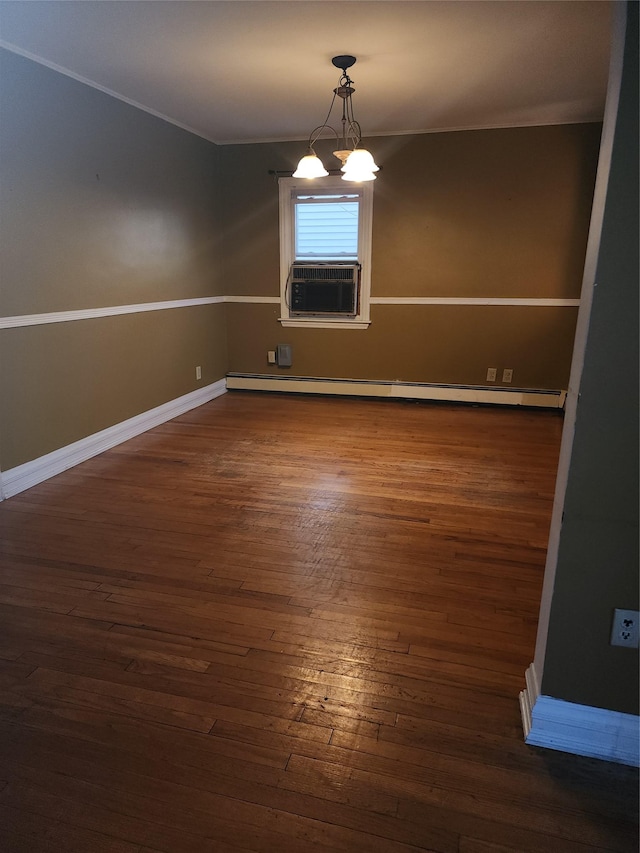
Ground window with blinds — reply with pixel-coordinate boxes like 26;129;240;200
278;176;374;328
294;194;360;261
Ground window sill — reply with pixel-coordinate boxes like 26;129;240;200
279;318;371;330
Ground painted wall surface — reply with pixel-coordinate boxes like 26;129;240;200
1;307;227;468
369;127;599;300
219;125;600;388
0;49;226;470
226;303;578;389
541;4;639;715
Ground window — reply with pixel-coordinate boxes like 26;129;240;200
278;177;373;328
295;194;359;261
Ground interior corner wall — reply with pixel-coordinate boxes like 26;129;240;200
540;2;639;716
0;49;226;471
219;124;601;389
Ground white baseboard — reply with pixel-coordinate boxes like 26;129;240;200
0;379;227;500
226;374;566;408
520;664;640;767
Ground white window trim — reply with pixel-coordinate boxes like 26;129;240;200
278;176;373;329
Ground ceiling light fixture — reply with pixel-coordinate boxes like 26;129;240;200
293;55;379;182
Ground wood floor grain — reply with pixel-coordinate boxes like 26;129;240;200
0;391;637;853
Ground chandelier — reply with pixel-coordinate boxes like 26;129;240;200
293;55;379;182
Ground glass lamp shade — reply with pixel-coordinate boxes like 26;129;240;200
293;153;329;179
341;169;377;182
332;149;353;166
341;148;379;175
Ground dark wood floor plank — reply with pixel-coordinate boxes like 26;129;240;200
8;706;290;791
0;777;251;853
1;726;451;851
398;793;636;853
458;840;522;853
287;754;636;853
109;623;252;656
0;803;143;853
0;747;431;853
0;392;636;853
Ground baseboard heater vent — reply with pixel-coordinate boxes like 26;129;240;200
226;374;566;409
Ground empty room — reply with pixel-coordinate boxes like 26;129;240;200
0;2;638;852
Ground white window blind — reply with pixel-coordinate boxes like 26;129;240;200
294;194;360;261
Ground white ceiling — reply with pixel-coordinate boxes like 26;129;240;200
0;0;613;145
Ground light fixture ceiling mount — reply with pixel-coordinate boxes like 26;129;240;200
293;55;379;182
331;54;356;73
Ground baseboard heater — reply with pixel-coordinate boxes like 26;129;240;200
226;374;566;409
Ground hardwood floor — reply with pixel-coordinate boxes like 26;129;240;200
0;391;637;853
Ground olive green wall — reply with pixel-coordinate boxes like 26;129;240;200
1;307;227;468
0;49;226;470
369;127;598;300
541;3;639;715
226;303;578;389
219;125;601;388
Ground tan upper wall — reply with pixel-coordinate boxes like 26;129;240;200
1;49;224;317
370;126;600;299
219;124;600;388
217;125;601;300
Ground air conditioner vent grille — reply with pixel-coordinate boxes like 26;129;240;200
291;264;358;282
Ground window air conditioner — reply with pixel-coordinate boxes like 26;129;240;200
289;264;360;317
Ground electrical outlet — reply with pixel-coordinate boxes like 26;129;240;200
502;368;513;383
610;609;640;648
267;351;277;365
195;365;202;380
486;368;497;382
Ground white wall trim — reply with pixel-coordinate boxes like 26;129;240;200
279;318;371;330
0;295;580;330
520;665;639;767
226;374;566;408
0;379;227;500
370;297;580;307
0;296;226;330
225;296;280;304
